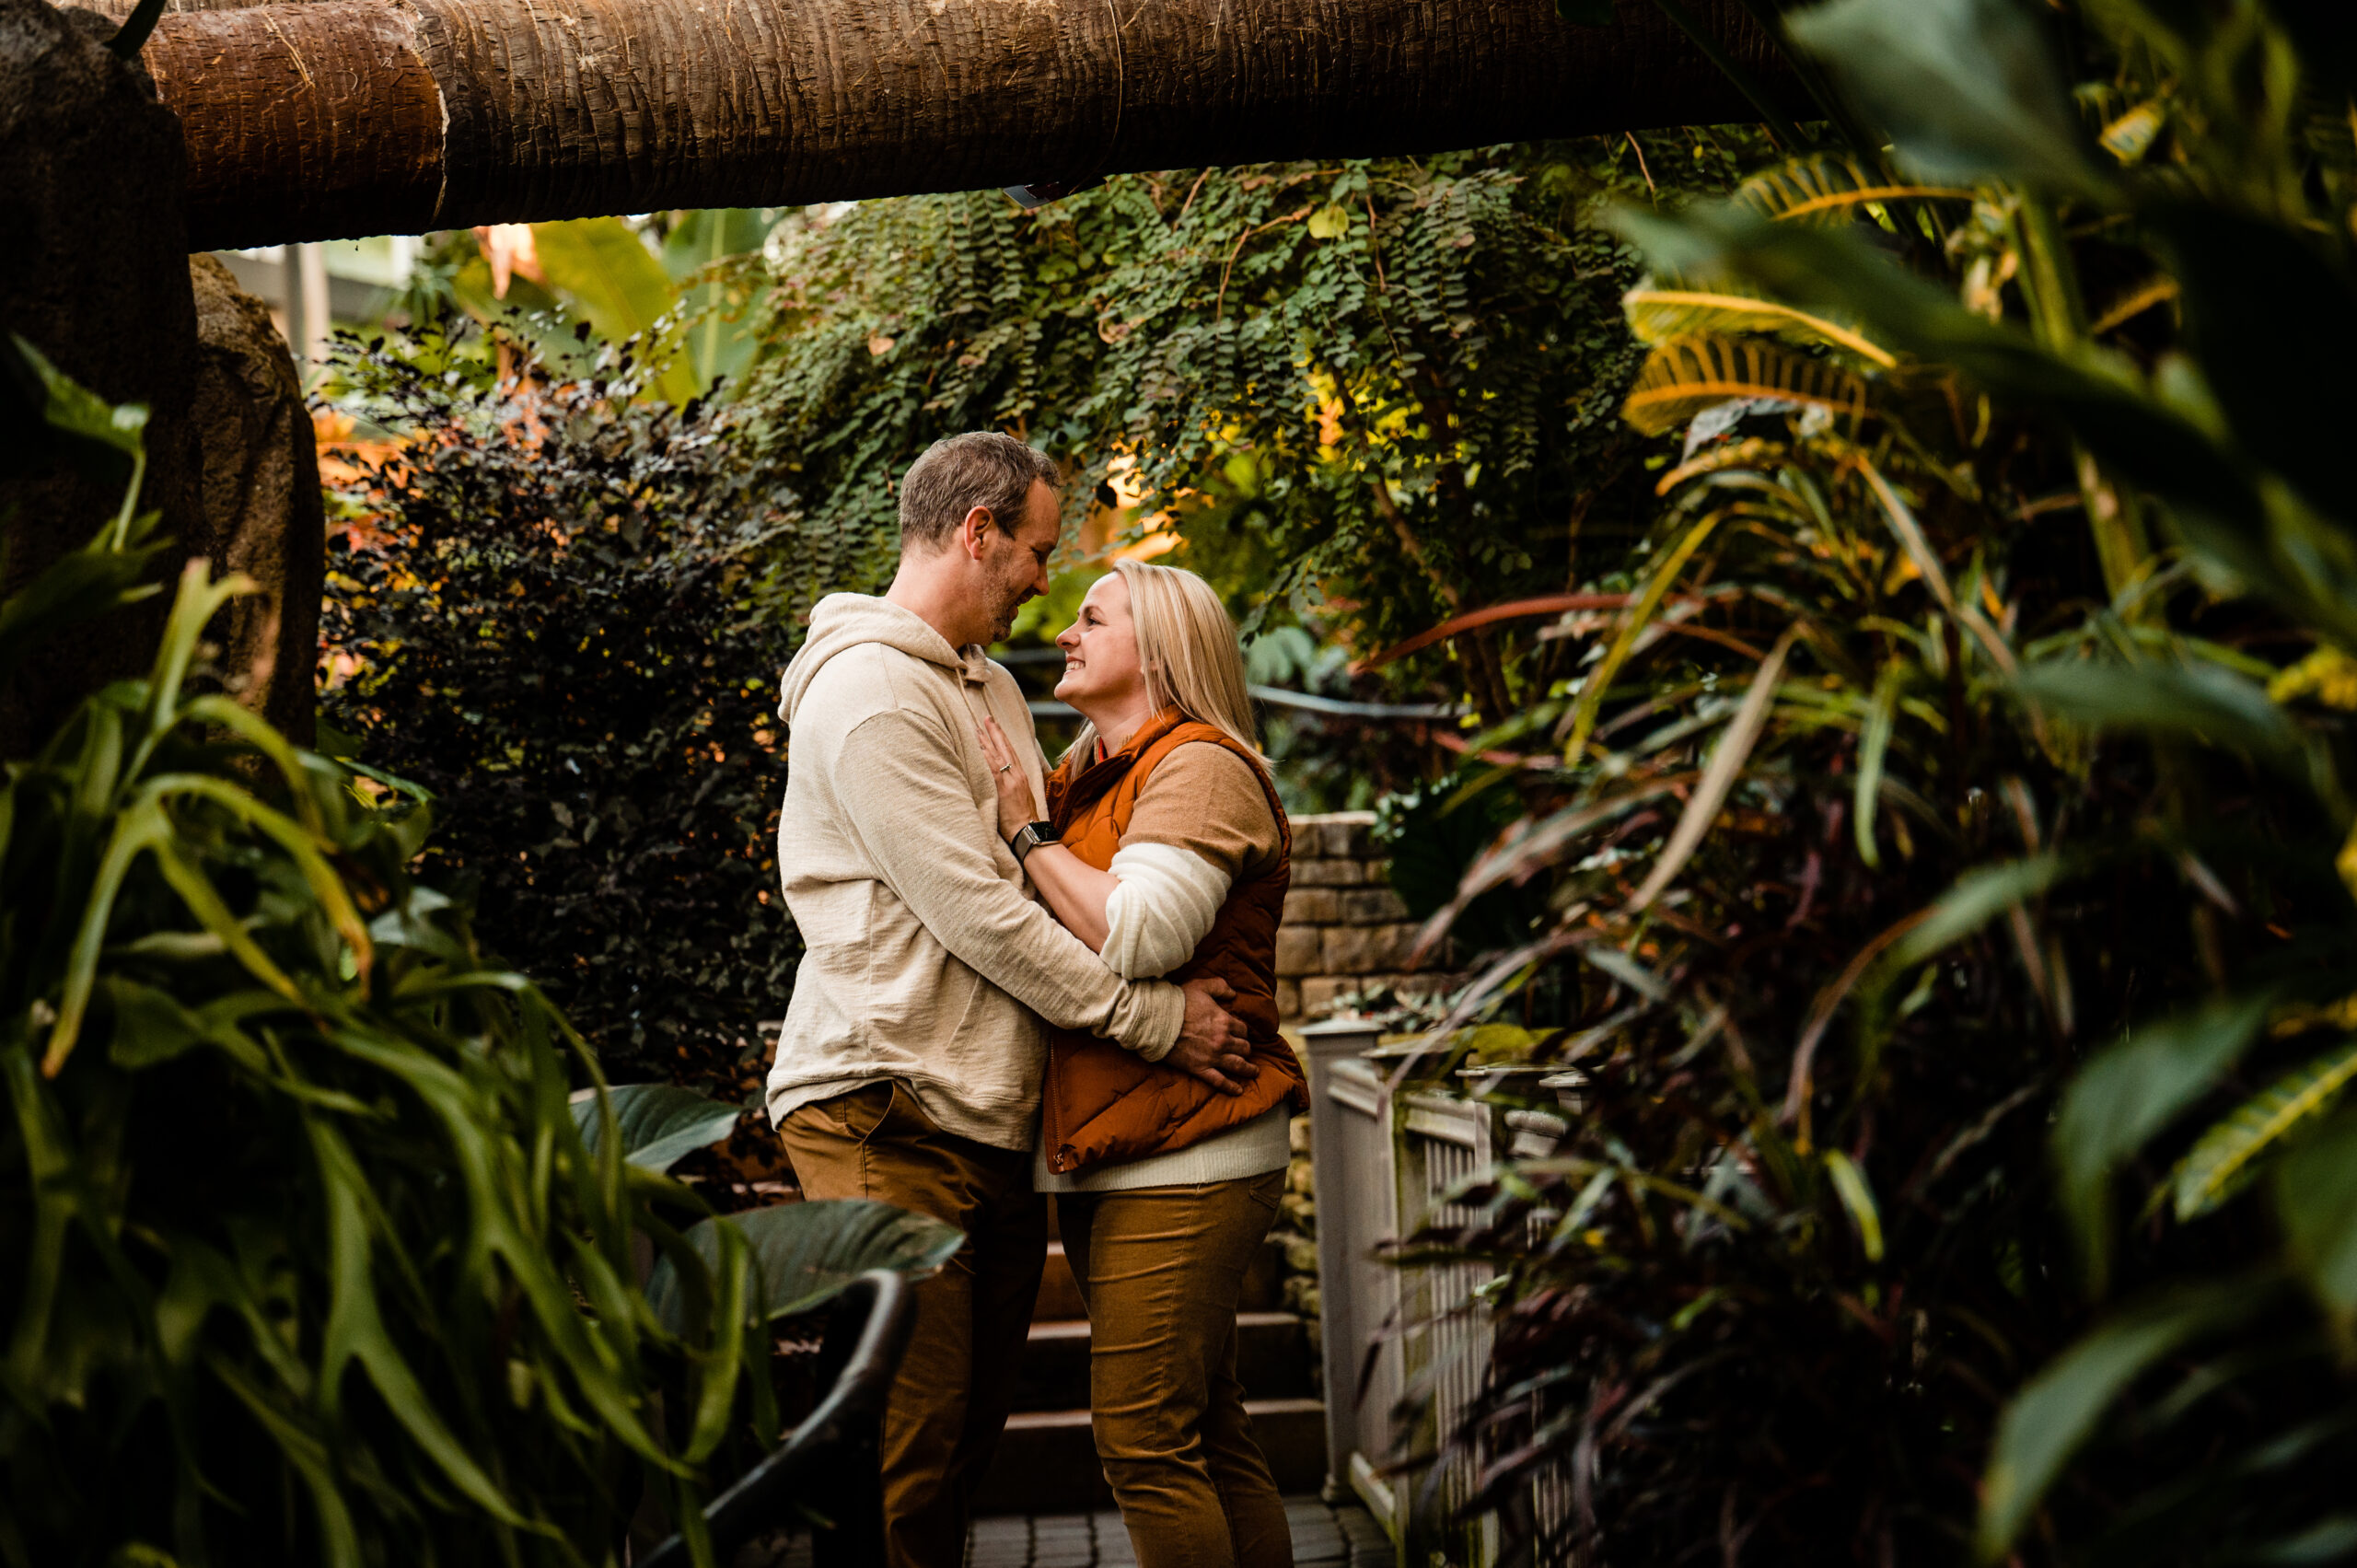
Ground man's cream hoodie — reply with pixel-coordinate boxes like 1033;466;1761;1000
765;594;1184;1150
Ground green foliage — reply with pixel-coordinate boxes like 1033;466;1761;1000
319;336;802;1091
1;430;767;1566
575;1082;750;1172
730;142;1771;720
1403;2;2357;1562
5;357;961;1568
646;1201;962;1332
530;218;703;406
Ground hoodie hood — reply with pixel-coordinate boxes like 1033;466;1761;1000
777;593;993;724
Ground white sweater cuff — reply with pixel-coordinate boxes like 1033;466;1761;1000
1101;842;1231;982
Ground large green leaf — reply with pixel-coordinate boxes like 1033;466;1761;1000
2175;1038;2357;1219
663;209;777;395
2016;658;2324;799
1;332;148;486
530;218;698;405
1785;0;2103;192
1733;153;1973;226
569;1084;743;1173
1977;1276;2277;1563
659;209;776;283
0;511;170;686
1621;333;1875;436
1610;206;2265;543
2054;992;2274;1288
644;1199;964;1333
2275;1108;2357;1333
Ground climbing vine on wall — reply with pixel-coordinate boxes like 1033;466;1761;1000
735;135;1772;717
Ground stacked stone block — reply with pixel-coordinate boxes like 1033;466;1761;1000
1276;811;1446;1019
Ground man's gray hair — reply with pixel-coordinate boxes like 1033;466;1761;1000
898;432;1062;551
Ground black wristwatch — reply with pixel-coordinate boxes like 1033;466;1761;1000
1009;820;1057;865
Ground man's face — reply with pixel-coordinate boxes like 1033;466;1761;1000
975;481;1061;644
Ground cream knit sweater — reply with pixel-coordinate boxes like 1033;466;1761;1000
764;595;1185;1151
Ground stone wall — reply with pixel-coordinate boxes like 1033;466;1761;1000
1278;811;1448;1020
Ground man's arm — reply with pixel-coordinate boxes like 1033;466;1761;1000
834;706;1184;1054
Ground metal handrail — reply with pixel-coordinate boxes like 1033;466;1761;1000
639;1269;916;1568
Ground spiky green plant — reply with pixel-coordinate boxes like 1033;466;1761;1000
0;337;956;1568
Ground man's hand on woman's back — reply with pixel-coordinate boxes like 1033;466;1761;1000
1168;977;1258;1096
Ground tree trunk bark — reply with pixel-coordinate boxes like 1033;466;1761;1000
0;0;206;757
99;0;1791;250
188;254;324;746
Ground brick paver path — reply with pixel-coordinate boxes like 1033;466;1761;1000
742;1495;1390;1566
967;1496;1388;1566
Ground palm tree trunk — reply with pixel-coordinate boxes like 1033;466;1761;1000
112;0;1789;250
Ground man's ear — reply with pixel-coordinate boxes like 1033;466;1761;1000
957;505;997;560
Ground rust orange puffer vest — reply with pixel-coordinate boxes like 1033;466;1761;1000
1039;709;1310;1175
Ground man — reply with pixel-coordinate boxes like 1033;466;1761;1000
766;432;1257;1567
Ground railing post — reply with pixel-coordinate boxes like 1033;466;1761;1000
1298;1015;1385;1506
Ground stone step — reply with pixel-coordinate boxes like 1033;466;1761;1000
971;1399;1329;1516
1033;1237;1286;1324
1011;1311;1314;1412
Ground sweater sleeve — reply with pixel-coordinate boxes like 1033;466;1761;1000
1120;743;1283;880
833;707;1184;1059
1101;842;1232;979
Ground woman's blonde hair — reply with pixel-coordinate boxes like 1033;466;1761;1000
1067;558;1261;761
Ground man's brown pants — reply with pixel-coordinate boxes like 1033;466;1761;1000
776;1081;1046;1568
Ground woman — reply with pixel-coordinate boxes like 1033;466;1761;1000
976;559;1306;1568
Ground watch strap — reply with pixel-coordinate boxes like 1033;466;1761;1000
1011;820;1057;865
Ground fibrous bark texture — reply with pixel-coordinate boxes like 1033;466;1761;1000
187;254;324;746
109;0;1789;250
0;0;204;756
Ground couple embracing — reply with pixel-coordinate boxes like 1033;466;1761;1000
765;432;1307;1568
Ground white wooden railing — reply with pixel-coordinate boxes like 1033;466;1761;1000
1304;1020;1515;1565
1302;1020;1588;1567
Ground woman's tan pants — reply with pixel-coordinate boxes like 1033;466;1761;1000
1059;1171;1294;1568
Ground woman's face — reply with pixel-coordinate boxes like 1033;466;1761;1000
1053;573;1147;716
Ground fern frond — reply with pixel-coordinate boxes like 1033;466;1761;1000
1625;280;1898;368
1621;336;1874;437
1735;155;1973;227
2171;1038;2357;1219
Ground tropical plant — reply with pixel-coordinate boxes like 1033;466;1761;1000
396;212;779;404
319;332;803;1098
2;343;955;1567
1398;0;2357;1563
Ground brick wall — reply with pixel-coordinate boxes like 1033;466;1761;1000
1277;811;1449;1019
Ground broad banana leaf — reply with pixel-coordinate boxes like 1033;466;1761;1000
644;1199;964;1333
570;1084;744;1173
660;209;776;282
447;251;601;382
1621;335;1873;436
531;217;699;406
662;209;777;396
